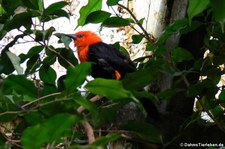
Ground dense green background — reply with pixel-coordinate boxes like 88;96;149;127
0;0;225;148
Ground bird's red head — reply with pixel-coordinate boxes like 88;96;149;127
73;31;102;47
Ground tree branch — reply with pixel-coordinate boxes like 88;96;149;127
117;4;154;44
76;95;102;144
77;95;102;113
80;121;95;143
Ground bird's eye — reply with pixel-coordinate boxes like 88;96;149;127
77;34;84;38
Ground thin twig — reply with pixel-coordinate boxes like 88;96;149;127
197;96;225;134
95;129;129;134
182;75;190;87
21;92;61;109
31;98;70;110
0;111;23;117
118;3;153;43
110;5;144;37
7;139;22;148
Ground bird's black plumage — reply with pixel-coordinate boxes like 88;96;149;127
88;42;136;79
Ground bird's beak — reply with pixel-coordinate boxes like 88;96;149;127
63;34;77;40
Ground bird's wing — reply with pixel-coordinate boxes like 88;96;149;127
88;42;136;78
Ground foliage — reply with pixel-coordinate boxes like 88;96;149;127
0;0;225;148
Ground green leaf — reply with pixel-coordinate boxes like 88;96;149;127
64;63;91;92
34;30;43;41
219;89;225;101
57;75;66;91
154;46;167;56
107;0;121;6
102;17;130;28
55;33;73;49
43;9;69;21
24;112;44;125
22;0;40;10
85;10;111;24
41;2;69;21
180;20;203;35
113;42;130;56
42;84;57;96
45;1;68;14
188;0;209;24
21;113;80;149
210;105;224;118
171;47;194;62
158;88;183;100
4;12;32;30
119;46;130;57
6;51;23;74
39;65;57;85
77;0;102;27
122;121;162;143
57;48;78;68
122;69;158;90
0;52;14;74
0;3;6;15
3;75;37;98
93;133;121;146
74;96;98;113
0;96;20;122
24;54;40;75
86;78;134;101
1;0;23;15
210;0;225;30
44;27;55;40
34;27;55;42
138;18;145;25
43;55;56;65
131;34;143;44
91;106;117;128
156;19;189;45
19;46;44;63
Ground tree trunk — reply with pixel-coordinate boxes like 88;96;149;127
158;1;225;148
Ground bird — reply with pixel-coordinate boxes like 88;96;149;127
64;31;160;121
64;31;136;80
